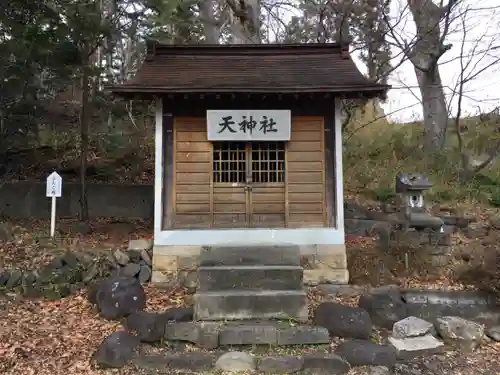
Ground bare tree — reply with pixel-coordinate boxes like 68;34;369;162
385;0;460;151
226;0;261;43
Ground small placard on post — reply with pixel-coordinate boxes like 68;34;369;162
46;171;62;237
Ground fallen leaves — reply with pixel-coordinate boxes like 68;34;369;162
0;284;190;375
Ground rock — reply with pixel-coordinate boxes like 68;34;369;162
140;249;152;266
5;269;22;288
163;306;194;321
358;289;407;329
388;334;444;359
74;251;94;268
215;351;256;372
126;249;142;262
435;316;484;351
138;265;152;283
258;356;304;374
302;354;350;375
113;249;130;266
87;281;102;305
0;269;10;285
122;263;141;277
335;340;397;367
0;222;13;241
313;302;372;339
486;326;500;341
393;316;435;339
124;311;167;342
128;238;153;251
82;262;99;283
93;331;140;368
96;276;146;320
367;366;391;375
62;251;80;268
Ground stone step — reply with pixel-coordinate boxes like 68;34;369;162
199;246;301;267
197;265;303;291
194;290;308;321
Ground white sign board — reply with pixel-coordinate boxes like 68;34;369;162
46;171;62;197
207;110;291;141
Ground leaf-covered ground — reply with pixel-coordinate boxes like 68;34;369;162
1;218;500;374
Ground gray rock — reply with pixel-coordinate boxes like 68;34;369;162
392;316;435;339
215;351;256;372
435;316;484;351
140;249;152;266
258;356;304;374
486;325;500;341
388;334;444;359
128;238;153;251
96;276;146;320
124;311;167;342
0;269;10;285
335;339;397;367
122;263;141;277
367;366;391;375
313;302;372;339
6;269;22;288
82;262;99;283
302;354;350;375
93;331;140;368
62;251;80;268
138;265;152;283
113;249;130;266
359;289;407;329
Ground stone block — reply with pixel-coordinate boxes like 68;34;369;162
302;354;350;375
198;265;303;291
258;356;304;374
219;324;278;345
199;246;301;267
392;316;435;339
194;290;308;321
388;335;444;359
277;326;330;345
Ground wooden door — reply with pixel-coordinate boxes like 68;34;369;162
212;141;286;228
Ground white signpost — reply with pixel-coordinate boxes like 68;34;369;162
46;171;62;238
207;110;291;141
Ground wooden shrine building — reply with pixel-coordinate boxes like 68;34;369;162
111;41;389;286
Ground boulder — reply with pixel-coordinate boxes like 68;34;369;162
138;265;152;283
122;263;141;278
302;354;350;375
113;249;130;266
258;356;304;374
96;276;146;320
358;288;407;329
313;302;372;339
93;331;140;368
435;316;484;351
335;339;397;367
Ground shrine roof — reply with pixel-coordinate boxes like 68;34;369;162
109;41;390;98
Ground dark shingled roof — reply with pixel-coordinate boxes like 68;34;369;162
110;41;389;97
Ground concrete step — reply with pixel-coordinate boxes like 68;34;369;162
194;290;308;321
199;246;301;267
197;265;303;291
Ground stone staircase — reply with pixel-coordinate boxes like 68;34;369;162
194;246;308;322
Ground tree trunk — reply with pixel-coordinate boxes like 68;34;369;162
200;0;218;43
228;0;261;44
414;66;448;150
79;59;91;224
